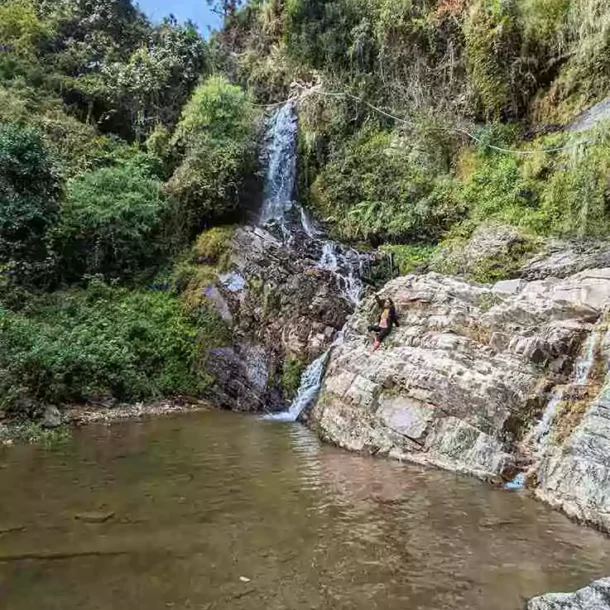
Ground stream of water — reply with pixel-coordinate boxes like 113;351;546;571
258;103;365;421
1;411;610;610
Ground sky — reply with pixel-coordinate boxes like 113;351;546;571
136;0;222;34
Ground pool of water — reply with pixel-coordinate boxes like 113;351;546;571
1;410;609;610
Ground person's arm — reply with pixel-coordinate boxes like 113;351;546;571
374;294;384;309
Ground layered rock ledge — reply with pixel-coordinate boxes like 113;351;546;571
310;267;610;532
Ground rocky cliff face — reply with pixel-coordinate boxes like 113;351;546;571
309;262;610;532
202;225;363;412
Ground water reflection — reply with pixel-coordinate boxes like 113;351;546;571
0;411;609;610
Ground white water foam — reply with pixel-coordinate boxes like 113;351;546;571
264;352;330;422
259;102;298;229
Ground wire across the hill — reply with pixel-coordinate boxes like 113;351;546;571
253;82;592;156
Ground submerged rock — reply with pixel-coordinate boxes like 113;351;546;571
527;577;610;609
74;511;115;524
309;267;610;521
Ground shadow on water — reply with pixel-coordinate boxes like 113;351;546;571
1;410;609;610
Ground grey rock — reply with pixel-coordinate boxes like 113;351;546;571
521;241;610;281
526;577;610;609
202;226;362;411
570;96;610;132
41;405;61;429
309;269;608;488
431;223;534;281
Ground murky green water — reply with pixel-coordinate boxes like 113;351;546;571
1;411;609;610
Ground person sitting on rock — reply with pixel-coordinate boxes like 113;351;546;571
368;295;399;351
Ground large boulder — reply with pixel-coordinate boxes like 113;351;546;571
430;223;538;283
520;241;610;281
309;269;610;495
526;577;610;610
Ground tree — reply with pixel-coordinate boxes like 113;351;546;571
206;0;245;20
99;17;207;140
0;124;61;276
166;75;259;236
55;163;168;281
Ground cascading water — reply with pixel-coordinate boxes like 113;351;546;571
574;329;600;385
259;102;366;422
318;242;339;271
507;329;603;490
263;352;330;422
259;101;298;230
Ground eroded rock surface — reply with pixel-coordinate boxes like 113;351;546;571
309;268;610;527
203;225;361;411
526;577;610;610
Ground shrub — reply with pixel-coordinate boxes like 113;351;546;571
0;123;61;282
457;125;610;239
0;282;216;414
379;244;436;275
281;356;306;400
310;126;464;243
166;76;260;236
55;163;168;281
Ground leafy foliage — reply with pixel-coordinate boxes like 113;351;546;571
0;281;212;413
54;163;168;281
167;76;260;237
0;123;61;282
311;126;463;243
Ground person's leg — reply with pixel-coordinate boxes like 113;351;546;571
368;324;381;332
373;327;391;350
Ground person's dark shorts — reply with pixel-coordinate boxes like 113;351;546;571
368;324;391;342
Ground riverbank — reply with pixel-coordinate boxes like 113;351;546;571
0;398;211;446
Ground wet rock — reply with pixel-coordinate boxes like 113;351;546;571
310;270;604;481
41;405;61;429
570;97;610;132
526;577;610;609
74;511;115;524
206;344;281;412
202;226;360;411
0;525;26;535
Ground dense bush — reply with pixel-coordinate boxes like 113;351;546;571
311;126;463;244
457;124;610;238
54;163;168;282
0;123;61;283
0;281;217;414
166;76;260;237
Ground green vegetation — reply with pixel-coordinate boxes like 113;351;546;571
0;281;213;414
0;2;253;422
167;76;259;238
281;355;306;400
219;0;610;257
3;0;610;424
55;164;168;282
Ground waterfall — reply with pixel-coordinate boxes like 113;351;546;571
318;242;339;271
263;352;330;422
531;387;565;449
511;328;605;490
258;102;365;422
259;102;298;228
317;242;364;305
574;329;600;386
299;205;318;238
